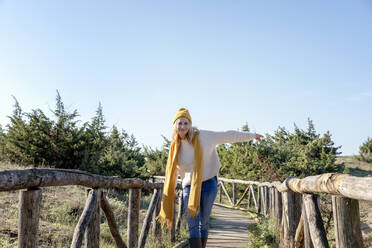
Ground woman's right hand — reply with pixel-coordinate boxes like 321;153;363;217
254;134;264;142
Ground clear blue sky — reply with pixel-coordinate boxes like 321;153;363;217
1;1;371;155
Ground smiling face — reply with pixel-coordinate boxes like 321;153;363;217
176;117;190;139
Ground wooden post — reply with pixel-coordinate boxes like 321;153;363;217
219;182;222;203
268;187;271;216
85;188;101;248
261;186;268;216
280;190;290;248
257;186;262;214
128;188;141;248
71;189;98;248
171;193;176;242
220;181;233;205
271;188;276;217
280;190;302;248
264;186;270;217
302;200;314;248
294;211;304;248
236;186;250;207
176;191;184;233
232;183;237;205
153;189;162;241
100;192;127;248
247;186;252;209
138;189;160;248
274;188;282;232
332;196;364;248
302;194;329;248
270;188;274;217
261;186;265;215
18;187;42;248
250;185;258;212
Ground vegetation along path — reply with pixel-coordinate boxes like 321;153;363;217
207;204;255;248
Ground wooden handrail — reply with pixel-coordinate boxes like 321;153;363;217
280;173;372;201
208;173;370;248
0;168;163;191
0;169;184;248
155;173;372;202
2;168;370;248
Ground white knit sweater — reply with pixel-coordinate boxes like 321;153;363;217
177;129;257;188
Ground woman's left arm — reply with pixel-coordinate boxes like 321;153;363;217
205;130;263;145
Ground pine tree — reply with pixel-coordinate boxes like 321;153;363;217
2;96;33;165
97;126;145;178
23;109;54;166
143;135;171;176
49;90;86;168
80;102;108;171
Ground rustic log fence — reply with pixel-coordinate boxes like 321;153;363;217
213;174;372;248
1;168;372;247
0;168;185;248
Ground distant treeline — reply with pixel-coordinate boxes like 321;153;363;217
1;91;364;182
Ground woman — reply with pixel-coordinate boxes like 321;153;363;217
157;108;263;248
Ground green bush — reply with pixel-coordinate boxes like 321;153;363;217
218;119;341;182
0;92;146;179
143;135;170;176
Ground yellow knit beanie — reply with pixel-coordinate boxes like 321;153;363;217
173;108;192;124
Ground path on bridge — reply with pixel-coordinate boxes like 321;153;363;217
206;204;256;248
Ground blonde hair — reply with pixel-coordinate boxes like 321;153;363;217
172;119;199;144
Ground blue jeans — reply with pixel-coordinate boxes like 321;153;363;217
182;176;218;238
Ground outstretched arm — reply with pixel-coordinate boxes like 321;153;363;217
205;130;263;145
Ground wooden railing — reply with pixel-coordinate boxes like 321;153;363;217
216;174;372;248
2;168;371;248
0;168;185;248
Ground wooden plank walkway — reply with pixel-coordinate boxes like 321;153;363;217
207;204;256;248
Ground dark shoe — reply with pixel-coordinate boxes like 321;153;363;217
201;237;208;248
189;238;202;248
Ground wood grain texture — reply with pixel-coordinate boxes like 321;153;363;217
18;188;42;248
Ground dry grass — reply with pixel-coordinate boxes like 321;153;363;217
336;155;372;176
0;163;188;248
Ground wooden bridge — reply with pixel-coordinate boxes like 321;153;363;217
0;168;371;247
207;204;254;247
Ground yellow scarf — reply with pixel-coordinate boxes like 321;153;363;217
156;134;204;229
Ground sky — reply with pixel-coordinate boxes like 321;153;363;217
1;1;371;155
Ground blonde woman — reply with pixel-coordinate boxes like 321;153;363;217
157;108;263;248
